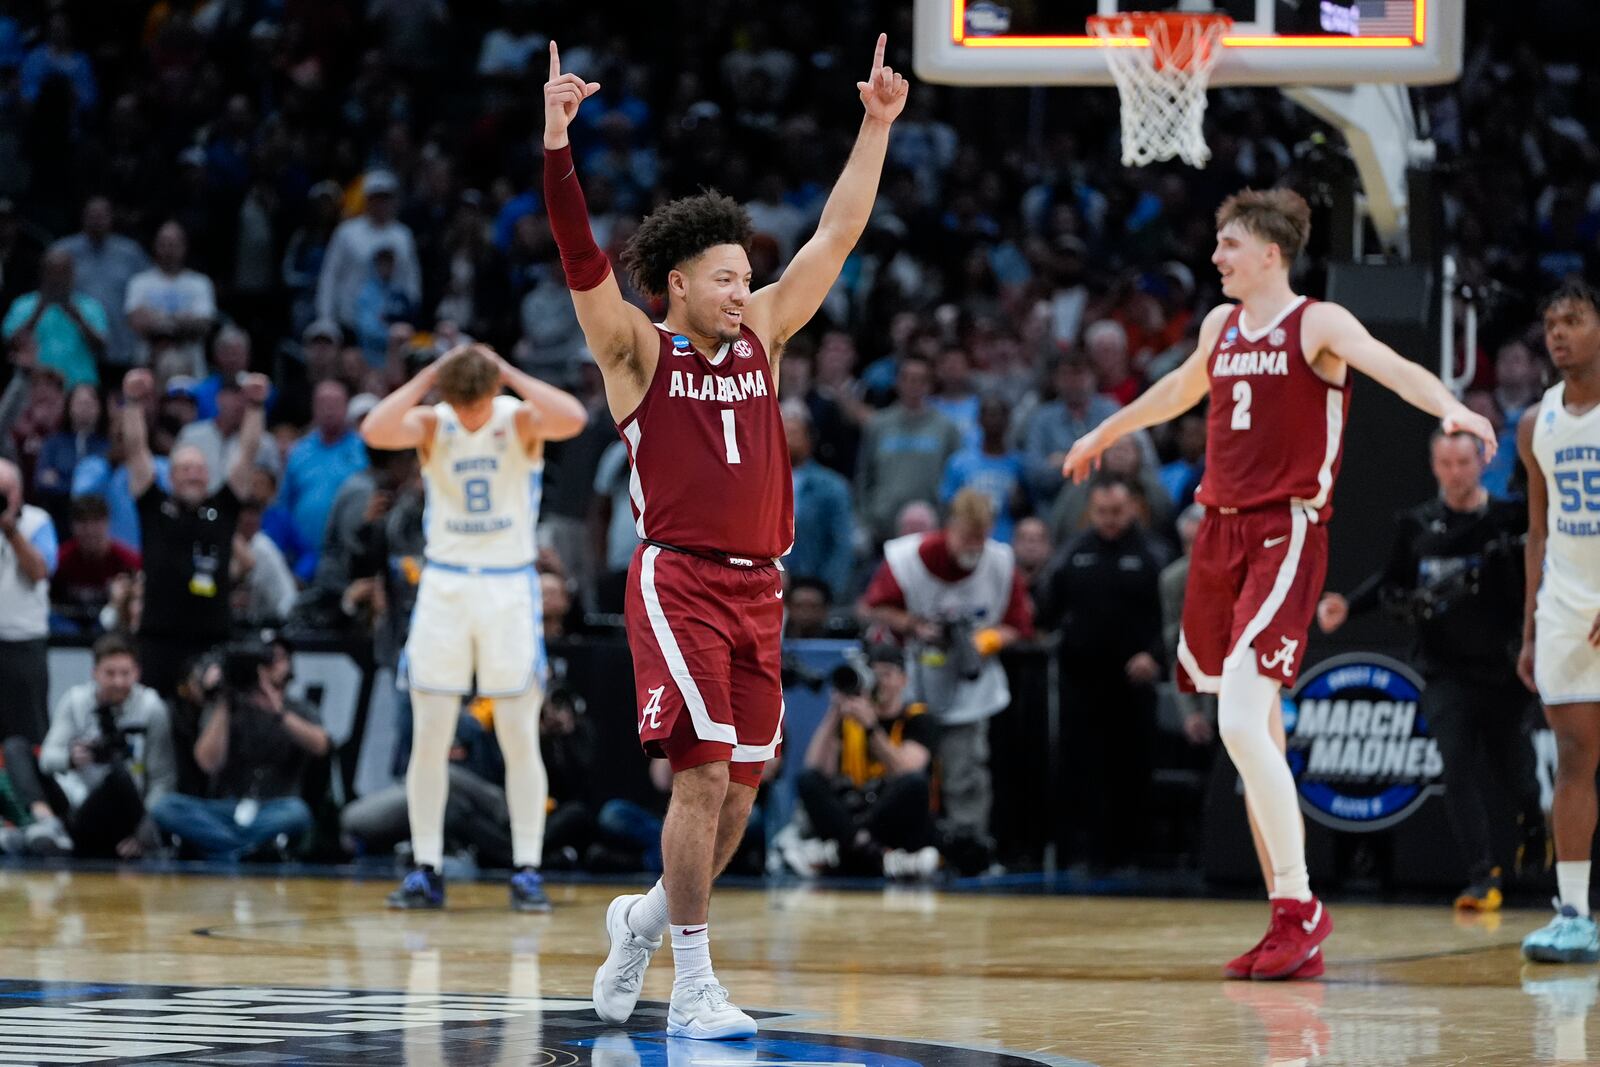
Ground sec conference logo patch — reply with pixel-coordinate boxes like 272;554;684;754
733;338;754;359
0;982;1085;1066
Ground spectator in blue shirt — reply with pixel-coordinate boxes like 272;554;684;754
785;401;855;602
1022;352;1121;503
353;248;418;368
280;381;368;571
35;383;107;518
1158;412;1207;512
19;15;97;117
941;395;1028;543
929;345;981;452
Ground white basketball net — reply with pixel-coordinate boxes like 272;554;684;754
1089;14;1231;169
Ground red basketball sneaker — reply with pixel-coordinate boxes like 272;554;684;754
1224;928;1326;980
1250;897;1333;980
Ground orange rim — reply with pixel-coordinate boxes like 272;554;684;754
1087;12;1233;72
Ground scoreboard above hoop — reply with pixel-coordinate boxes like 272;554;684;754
913;0;1462;87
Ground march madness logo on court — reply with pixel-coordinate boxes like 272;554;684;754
0;981;1065;1067
1283;653;1443;831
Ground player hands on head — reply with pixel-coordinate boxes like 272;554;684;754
1061;187;1495;982
358;342;586;916
540;34;907;1040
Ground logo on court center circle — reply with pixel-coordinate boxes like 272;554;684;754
0;982;1065;1067
1269;327;1286;347
733;338;754;359
1283;653;1442;832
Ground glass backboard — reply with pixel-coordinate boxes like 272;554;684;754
913;0;1463;86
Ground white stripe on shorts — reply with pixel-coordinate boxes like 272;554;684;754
639;545;737;745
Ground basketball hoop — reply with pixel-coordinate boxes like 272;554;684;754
1088;12;1232;169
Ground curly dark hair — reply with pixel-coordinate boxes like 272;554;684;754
620;191;753;299
1542;279;1600;318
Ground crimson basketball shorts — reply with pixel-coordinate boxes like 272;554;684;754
1177;503;1329;693
624;543;785;786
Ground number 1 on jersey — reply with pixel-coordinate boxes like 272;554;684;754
721;408;741;464
1231;381;1252;431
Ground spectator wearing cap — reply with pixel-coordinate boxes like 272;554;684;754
2;247;108;389
51;196;150;368
315;170;421;336
279;380;368;575
175;369;282;495
1022;352;1121;504
125;221;216;378
51;494;140;630
0;454;57;743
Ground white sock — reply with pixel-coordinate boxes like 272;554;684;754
494;688;548;869
1218;657;1312;903
405;690;460;869
670;922;713;989
629;879;669;940
1558;861;1591;916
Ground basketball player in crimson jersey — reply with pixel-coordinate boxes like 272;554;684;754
542;37;907;1037
1064;189;1496;980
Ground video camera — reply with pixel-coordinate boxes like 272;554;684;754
916;615;984;683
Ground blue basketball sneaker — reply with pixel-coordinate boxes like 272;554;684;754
510;867;552;913
1523;904;1600;964
387;867;446;910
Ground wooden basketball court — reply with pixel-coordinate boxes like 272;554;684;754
0;869;1583;1064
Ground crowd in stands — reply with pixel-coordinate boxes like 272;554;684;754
0;0;1592;874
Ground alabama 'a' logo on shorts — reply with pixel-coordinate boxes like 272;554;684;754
639;685;666;732
1259;635;1299;678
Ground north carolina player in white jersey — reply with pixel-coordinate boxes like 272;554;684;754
1519;281;1600;964
360;344;586;911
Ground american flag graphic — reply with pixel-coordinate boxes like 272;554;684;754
1353;0;1419;38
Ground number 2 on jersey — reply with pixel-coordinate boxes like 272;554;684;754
721;408;741;464
1231;381;1252;431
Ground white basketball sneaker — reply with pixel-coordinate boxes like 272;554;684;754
592;894;661;1023
667;980;757;1040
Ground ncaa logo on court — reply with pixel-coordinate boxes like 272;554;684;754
733;338;754;359
1283;653;1442;832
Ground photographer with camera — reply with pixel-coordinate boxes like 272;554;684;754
1;634;174;858
795;643;940;879
149;639;330;860
1318;429;1544;911
859;488;1033;850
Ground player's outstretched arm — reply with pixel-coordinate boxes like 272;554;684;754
495;352;588;447
542;42;655;373
1516;406;1546;693
1061;304;1228;483
1306;302;1497;459
746;33;908;354
360;360;440;451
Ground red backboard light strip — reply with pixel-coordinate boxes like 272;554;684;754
951;0;1426;47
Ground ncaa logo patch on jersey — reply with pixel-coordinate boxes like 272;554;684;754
733;338;754;359
1269;327;1287;347
671;335;692;355
1220;326;1238;350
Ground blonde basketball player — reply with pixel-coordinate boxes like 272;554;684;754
360;344;586;911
